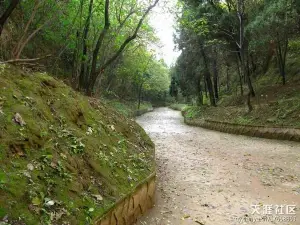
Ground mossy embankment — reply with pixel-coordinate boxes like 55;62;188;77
0;64;155;224
177;84;300;128
171;55;300;128
105;100;153;118
171;53;300;128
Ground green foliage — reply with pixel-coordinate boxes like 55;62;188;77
1;0;167;104
172;0;300;112
183;106;202;119
111;45;170;103
105;99;152;117
169;103;187;111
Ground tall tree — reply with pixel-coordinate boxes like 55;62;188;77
83;0;160;95
0;0;20;36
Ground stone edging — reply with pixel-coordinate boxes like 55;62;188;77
184;116;300;142
94;172;156;225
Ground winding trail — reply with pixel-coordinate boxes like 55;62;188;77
136;108;300;225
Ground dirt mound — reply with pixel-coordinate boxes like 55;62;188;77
0;64;155;224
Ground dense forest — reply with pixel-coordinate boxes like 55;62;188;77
2;0;300;224
0;0;169;105
171;0;300;115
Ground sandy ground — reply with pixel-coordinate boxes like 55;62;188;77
135;108;300;225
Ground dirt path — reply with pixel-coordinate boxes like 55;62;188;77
135;108;300;225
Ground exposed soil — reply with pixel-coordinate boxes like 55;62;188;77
136;108;300;225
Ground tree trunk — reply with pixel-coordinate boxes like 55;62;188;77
213;58;219;101
275;35;288;85
196;75;203;106
13;0;44;58
87;0;110;95
246;51;255;97
138;82;143;110
79;0;94;90
0;0;20;36
238;0;254;113
200;45;216;107
246;92;253;112
236;55;243;96
71;0;84;88
226;65;230;92
204;80;208;99
86;0;159;95
15;19;52;59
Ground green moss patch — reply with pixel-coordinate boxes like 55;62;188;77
0;64;155;224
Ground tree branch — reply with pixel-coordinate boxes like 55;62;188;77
100;0;160;72
0;55;52;64
90;0;110;77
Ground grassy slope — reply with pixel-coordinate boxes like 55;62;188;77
0;64;154;224
180;54;300;128
105;100;152;118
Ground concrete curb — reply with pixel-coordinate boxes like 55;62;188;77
94;173;156;225
184;116;300;142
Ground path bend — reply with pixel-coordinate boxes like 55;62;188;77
136;107;300;225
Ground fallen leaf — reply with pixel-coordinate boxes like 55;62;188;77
92;194;103;201
13;113;26;126
50;208;68;221
32;197;42;206
181;214;190;220
86;127;93;135
23;171;31;178
109;125;115;131
60;153;67;159
27;163;34;171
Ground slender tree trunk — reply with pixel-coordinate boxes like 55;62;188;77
275;35;288;85
204;80;208;99
0;0;20;36
200;45;216;107
226;65;230;92
13;0;44;58
236;54;244;96
238;0;254;112
79;0;94;90
246;92;253;112
15;19;52;59
138;82;143;110
87;0;110;95
71;0;84;87
245;51;255;97
196;75;203;106
250;53;256;75
86;0;159;95
213;58;219;101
